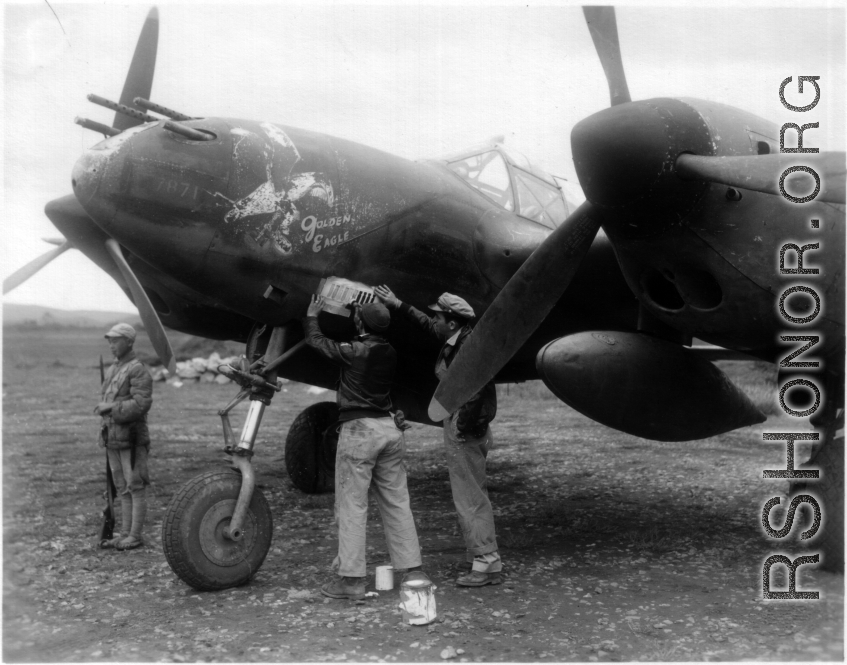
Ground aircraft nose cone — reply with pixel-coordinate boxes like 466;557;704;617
71;150;106;206
571;98;713;230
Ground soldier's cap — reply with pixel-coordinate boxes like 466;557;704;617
359;302;391;333
428;293;475;320
104;323;137;342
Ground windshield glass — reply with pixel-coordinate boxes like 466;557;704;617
514;169;567;229
447;151;514;211
446;146;572;228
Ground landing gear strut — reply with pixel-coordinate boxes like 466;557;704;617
162;323;303;590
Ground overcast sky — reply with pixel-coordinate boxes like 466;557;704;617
3;1;845;313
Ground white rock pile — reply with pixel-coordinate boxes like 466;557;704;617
150;352;243;386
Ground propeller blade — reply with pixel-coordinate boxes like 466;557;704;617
113;8;159;132
3;241;72;294
583;6;631;107
104;239;176;374
428;202;600;421
676;152;845;204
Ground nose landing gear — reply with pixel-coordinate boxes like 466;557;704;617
162;469;273;591
162;323;302;590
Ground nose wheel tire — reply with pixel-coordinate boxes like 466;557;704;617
162;469;273;591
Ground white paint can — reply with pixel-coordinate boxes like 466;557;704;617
375;565;394;590
398;577;437;625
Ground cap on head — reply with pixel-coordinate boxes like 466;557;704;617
104;322;137;343
428;293;475;321
359;302;391;333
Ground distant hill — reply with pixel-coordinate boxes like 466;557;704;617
2;303;141;329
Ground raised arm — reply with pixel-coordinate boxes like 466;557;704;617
303;295;355;366
374;285;440;340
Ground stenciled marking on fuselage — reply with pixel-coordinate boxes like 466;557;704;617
223;124;334;255
301;214;353;253
152;178;201;200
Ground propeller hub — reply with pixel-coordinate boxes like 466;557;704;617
571;98;713;236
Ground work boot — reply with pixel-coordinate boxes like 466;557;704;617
457;551;502;586
456;570;502;587
321;576;366;600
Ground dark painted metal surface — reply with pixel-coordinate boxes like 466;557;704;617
574;97;844;361
66;114;637;423
65;87;843;429
537;331;766;441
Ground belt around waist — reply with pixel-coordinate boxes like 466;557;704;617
338;408;391;422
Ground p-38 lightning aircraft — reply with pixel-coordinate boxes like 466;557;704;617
5;7;844;590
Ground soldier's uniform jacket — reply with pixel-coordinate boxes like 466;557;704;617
398;302;497;437
304;317;396;422
100;350;153;450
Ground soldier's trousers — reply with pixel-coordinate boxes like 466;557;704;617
335;417;422;578
443;415;500;565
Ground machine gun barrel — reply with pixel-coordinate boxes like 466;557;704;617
75;116;121;137
87;94;158;123
163;121;214;141
133;97;193;121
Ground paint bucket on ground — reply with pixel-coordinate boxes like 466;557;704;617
398;576;437;625
375;565;394;590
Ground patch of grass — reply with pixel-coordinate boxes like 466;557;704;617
497;381;559;402
536;499;572;529
300;494;334;511
623;618;658;639
738;382;781;416
644;644;683;661
716;359;780;415
625;526;675;553
499;530;543;550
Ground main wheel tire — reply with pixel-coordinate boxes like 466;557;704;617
285;401;339;494
162;469;273;591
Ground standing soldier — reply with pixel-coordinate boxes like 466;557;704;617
303;296;430;599
374;286;501;587
95;323;153;551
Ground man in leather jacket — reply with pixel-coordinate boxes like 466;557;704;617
374;286;502;587
95;323;152;551
304;296;429;599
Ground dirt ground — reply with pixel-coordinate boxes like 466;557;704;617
2;327;843;662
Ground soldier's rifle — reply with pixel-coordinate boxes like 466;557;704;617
97;355;118;547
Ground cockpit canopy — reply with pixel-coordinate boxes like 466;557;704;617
440;141;581;229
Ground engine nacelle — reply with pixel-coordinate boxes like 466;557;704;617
536;331;766;441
